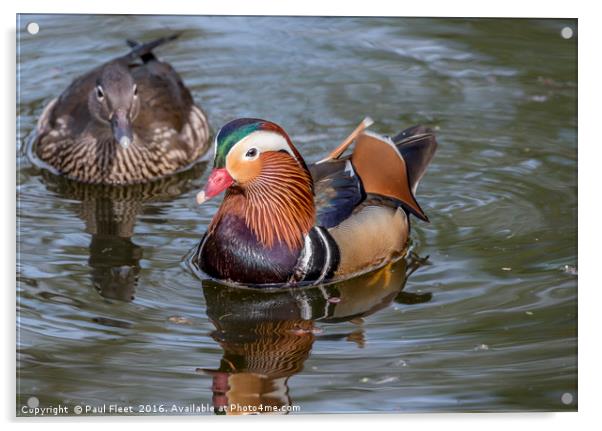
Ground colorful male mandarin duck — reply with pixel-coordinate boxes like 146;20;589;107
192;118;437;286
31;34;210;185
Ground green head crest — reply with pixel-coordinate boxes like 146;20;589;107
213;118;268;168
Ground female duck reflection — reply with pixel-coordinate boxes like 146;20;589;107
39;166;205;301
193;255;431;415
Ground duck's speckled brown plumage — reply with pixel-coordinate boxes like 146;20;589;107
32;35;210;185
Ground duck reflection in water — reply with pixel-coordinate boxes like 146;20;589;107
75;186;143;301
195;254;431;415
39;165;205;301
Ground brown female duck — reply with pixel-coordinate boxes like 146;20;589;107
31;34;211;185
193;118;437;286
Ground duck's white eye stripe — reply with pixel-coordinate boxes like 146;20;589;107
236;131;295;159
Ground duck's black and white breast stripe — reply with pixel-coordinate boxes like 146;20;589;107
289;226;340;285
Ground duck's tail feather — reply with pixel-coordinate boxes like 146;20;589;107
393;125;438;194
124;33;181;63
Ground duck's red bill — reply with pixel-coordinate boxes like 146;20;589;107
196;168;233;205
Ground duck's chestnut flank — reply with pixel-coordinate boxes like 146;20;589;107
194;118;437;286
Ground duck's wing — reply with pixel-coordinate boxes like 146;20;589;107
130;60;210;160
130;61;193;127
351;130;433;221
125;33;195;129
311;124;437;227
311;159;365;229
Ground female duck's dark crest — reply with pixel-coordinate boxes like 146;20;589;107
193;117;437;286
31;33;211;185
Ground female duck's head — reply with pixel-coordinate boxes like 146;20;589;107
87;63;141;149
196;118;311;205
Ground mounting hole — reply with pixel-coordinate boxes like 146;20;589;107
26;22;39;35
561;26;573;39
561;392;573;405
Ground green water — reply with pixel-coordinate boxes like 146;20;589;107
16;15;577;414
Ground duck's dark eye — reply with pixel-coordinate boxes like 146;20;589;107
133;84;138;97
245;148;258;158
96;86;105;100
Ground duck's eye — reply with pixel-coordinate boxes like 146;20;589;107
245;148;258;158
96;86;105;101
133;84;138;97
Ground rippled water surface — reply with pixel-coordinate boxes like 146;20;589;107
17;15;577;414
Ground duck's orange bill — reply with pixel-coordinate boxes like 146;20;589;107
196;168;234;205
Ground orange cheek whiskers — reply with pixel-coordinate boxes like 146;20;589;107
242;152;315;250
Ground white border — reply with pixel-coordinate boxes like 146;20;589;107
4;1;600;430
